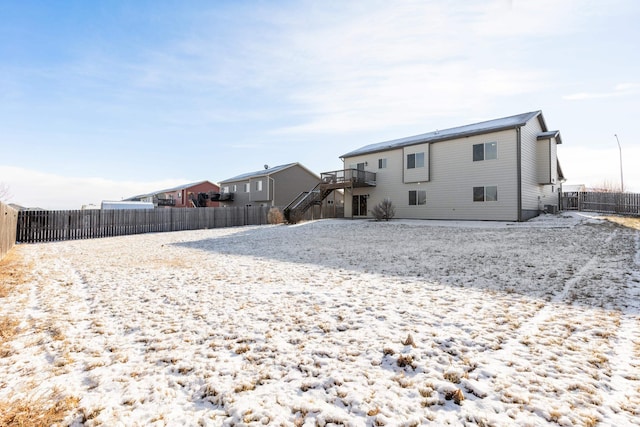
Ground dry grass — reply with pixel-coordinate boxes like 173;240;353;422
0;252;79;426
0;392;79;427
0;316;19;357
605;215;640;230
0;249;31;298
1;250;30;357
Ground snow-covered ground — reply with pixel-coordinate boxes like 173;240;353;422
1;212;639;426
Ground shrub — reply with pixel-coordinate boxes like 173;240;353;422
283;208;304;224
372;198;395;221
267;208;284;224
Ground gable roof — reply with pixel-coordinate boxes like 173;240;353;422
126;180;218;200
153;180;217;194
219;163;319;183
341;111;548;158
537;130;563;145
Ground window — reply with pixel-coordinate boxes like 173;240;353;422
244;183;250;192
473;142;497;161
485;186;497;201
256;181;263;191
407;152;425;169
222;186;229;194
409;190;426;205
473;186;498;202
378;158;387;169
232;185;237;192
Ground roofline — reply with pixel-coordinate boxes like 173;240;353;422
219;162;320;184
340;111;544;159
537;130;563;145
126;180;218;200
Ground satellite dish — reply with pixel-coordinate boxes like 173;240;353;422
264;164;269;169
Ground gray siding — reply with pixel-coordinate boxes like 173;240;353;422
520;119;559;214
220;164;322;208
403;144;430;183
344;129;520;221
272;166;321;206
536;139;552;184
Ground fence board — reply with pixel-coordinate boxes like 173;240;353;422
561;191;640;216
16;206;275;244
1;202;18;259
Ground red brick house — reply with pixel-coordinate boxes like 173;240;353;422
126;180;221;208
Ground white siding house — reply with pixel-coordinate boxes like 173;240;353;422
341;111;564;221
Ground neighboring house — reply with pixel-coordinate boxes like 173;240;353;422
101;201;155;210
219;163;342;214
126;180;220;208
563;184;586;193
340;111;565;221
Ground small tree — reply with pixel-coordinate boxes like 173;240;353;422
589;180;621;193
372;198;395;221
0;183;11;203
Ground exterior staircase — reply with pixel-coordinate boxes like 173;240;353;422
283;183;333;223
283;168;377;223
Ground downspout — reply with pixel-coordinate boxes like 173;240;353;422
548;139;552;184
516;127;522;222
269;176;275;206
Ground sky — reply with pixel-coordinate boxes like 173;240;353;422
1;0;639;209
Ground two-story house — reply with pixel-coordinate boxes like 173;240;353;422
340;111;564;221
126;180;220;208
219;163;342;216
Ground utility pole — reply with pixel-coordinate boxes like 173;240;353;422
614;134;624;192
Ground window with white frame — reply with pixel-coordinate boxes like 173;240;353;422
473;142;497;161
407;152;425;169
256;180;263;191
244;183;250;192
409;190;426;205
378;158;387;169
232;185;237;192
222;186;229;194
473;186;498;202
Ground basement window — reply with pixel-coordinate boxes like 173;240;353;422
473;186;498;202
409;190;426;205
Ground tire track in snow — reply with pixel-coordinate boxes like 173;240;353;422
474;227;623;423
600;230;640;421
498;229;619;356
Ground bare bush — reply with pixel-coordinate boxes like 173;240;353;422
589;180;622;193
0;183;10;203
284;208;304;225
372;198;395;221
267;208;284;224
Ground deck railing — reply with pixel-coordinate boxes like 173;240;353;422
320;168;376;187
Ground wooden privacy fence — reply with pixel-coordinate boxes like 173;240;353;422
16;206;273;244
562;191;640;216
1;202;18;259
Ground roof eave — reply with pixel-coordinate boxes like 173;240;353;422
219;163;304;184
341;123;529;159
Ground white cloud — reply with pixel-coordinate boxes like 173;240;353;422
0;166;190;210
563;83;640;100
255;1;571;135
